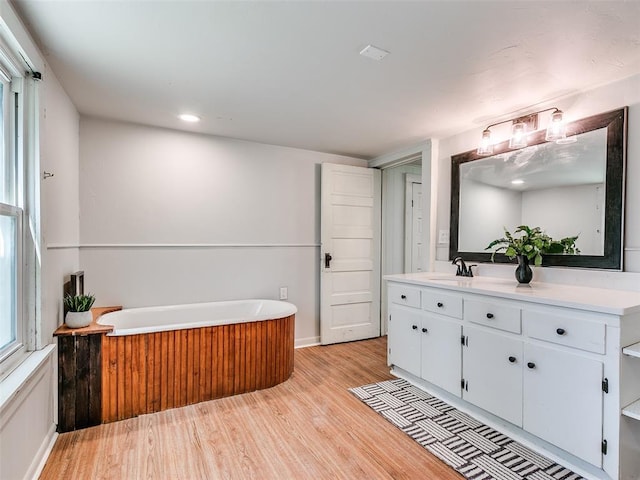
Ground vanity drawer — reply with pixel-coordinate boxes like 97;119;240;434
388;284;421;308
523;311;605;354
422;289;463;319
465;299;521;333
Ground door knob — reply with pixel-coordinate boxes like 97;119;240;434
508;356;516;363
527;362;536;369
486;313;494;319
324;253;332;268
422;327;428;333
556;328;566;335
412;325;418;330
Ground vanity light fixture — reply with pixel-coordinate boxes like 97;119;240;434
477;107;567;156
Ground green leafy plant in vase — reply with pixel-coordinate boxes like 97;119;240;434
485;225;580;284
63;293;96;328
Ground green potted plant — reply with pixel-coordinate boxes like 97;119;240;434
63;293;96;328
486;225;579;284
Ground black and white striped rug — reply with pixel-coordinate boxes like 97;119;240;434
350;379;583;480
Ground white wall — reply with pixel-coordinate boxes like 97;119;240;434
41;66;81;342
0;2;79;479
436;74;640;279
78;117;367;346
0;352;56;480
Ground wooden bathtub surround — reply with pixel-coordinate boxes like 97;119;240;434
53;307;120;432
101;314;295;423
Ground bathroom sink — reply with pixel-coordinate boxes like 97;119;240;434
424;275;512;287
424;275;467;284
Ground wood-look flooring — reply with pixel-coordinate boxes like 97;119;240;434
40;336;462;479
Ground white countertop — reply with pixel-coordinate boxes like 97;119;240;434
385;272;640;316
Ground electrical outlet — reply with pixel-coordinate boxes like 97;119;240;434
438;229;449;244
279;287;288;300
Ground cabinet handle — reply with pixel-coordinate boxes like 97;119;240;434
422;327;428;333
527;362;536;369
556;328;566;335
437;302;444;308
508;356;516;363
401;294;407;299
486;313;494;319
412;325;418;330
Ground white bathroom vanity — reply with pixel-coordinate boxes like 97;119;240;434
385;273;640;480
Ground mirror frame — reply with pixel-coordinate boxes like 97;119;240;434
450;107;627;269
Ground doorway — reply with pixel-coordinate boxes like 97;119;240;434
380;157;427;334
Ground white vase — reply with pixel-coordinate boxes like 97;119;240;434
65;311;93;328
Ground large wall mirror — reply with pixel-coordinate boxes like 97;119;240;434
450;107;627;269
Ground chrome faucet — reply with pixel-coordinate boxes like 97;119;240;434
452;257;476;277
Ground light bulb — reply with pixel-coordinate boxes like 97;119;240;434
477;128;494;156
545;109;566;142
509;122;528;149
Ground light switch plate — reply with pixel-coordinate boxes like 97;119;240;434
438;229;449;244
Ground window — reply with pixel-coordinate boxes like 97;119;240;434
0;204;22;359
0;45;30;378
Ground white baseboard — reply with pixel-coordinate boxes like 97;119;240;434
27;424;57;480
294;336;321;348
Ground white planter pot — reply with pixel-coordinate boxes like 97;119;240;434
65;311;93;329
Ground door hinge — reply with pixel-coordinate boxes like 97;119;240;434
602;378;609;393
602;439;608;455
411;200;414;207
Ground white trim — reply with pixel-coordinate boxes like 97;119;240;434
26;425;57;480
428;138;440;272
294;336;321;348
0;343;54;411
0;2;45;73
368;140;431;168
47;243;321;249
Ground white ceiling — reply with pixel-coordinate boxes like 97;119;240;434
13;0;640;159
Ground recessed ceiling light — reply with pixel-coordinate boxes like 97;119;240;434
179;113;200;122
511;179;525;185
359;44;390;61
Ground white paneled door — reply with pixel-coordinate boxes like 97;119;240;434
321;163;381;345
405;176;425;273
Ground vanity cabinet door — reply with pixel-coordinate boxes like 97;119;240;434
462;324;523;426
388;305;422;377
420;313;462;396
523;343;603;467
